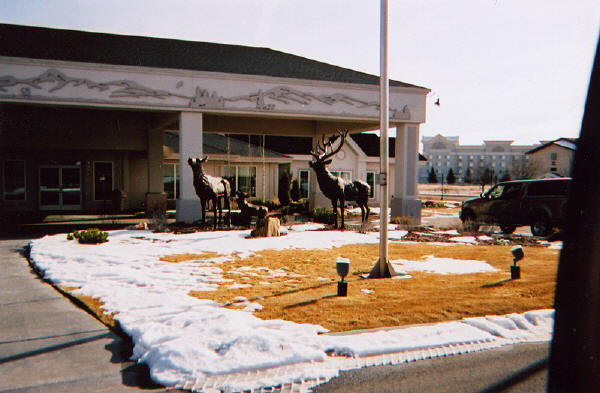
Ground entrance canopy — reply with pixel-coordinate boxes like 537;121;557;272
0;23;429;222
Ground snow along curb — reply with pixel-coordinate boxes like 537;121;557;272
180;312;552;393
28;231;554;393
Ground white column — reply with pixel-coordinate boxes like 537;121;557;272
391;123;421;224
146;127;167;212
176;112;203;222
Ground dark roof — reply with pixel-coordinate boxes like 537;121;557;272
350;133;395;157
350;133;427;160
164;132;290;158
0;23;424;89
525;137;578;155
229;134;313;155
230;133;428;160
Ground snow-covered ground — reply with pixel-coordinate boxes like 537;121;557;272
29;227;556;392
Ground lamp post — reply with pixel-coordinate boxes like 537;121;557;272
336;257;350;296
511;245;523;279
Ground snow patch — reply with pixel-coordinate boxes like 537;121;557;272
28;229;552;391
390;255;498;275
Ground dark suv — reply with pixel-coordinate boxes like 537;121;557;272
459;178;571;236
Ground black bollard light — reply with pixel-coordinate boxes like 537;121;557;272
336;257;350;296
511;245;524;279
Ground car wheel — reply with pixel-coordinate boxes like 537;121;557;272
531;214;552;237
500;225;516;234
461;211;479;232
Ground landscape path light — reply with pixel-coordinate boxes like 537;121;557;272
336;257;350;297
511;245;524;279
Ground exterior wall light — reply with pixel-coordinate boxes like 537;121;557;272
511;245;524;279
336;257;350;296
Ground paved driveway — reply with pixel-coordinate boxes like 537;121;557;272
0;236;174;393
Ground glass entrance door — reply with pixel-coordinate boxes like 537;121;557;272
39;164;82;210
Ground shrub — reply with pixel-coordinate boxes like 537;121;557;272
148;205;167;231
310;207;336;224
427;167;438;183
251;198;280;211
290;179;301;202
421;200;445;208
70;228;109;244
280;205;294;216
278;172;291;206
391;216;414;226
446;168;456;184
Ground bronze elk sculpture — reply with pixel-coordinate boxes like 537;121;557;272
309;129;370;229
188;157;231;229
235;190;268;227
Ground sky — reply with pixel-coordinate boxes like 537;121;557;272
1;0;599;146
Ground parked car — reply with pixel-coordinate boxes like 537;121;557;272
459;178;571;236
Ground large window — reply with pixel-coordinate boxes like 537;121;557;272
366;171;375;198
163;163;180;199
330;170;352;181
299;169;310;199
224;166;256;197
3;160;26;201
94;162;113;201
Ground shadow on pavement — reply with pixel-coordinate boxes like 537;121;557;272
0;333;112;365
477;357;549;393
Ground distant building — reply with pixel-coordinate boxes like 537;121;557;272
420;134;538;183
525;138;577;178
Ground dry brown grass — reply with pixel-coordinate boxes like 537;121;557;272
57;237;559;334
184;243;559;332
419;184;482;195
59;286;119;329
421;207;461;217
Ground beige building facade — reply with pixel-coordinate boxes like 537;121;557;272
0;24;429;223
525;138;577;178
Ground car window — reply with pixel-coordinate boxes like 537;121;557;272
527;180;570;196
486;184;504;200
501;184;522;199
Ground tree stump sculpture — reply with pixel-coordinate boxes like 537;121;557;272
251;216;281;237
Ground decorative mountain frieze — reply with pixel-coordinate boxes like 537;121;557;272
0;68;411;120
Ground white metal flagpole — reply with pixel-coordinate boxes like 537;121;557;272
374;0;390;278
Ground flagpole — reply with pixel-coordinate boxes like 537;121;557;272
378;0;389;277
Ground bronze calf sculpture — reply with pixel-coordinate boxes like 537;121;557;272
309;129;370;229
235;191;268;227
188;157;231;229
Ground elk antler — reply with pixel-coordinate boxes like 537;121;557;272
310;129;348;161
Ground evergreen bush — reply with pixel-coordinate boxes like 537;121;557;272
290;179;301;202
68;228;109;244
427;167;438;183
446;168;456;184
278;172;292;206
310;207;335;224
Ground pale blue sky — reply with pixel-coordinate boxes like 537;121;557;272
1;0;599;145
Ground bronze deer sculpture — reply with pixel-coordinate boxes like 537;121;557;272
309;129;370;229
188;157;231;229
235;190;268;227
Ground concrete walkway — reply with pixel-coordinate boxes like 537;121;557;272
0;237;173;393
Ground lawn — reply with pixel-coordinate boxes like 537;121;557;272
29;221;559;390
167;242;559;332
